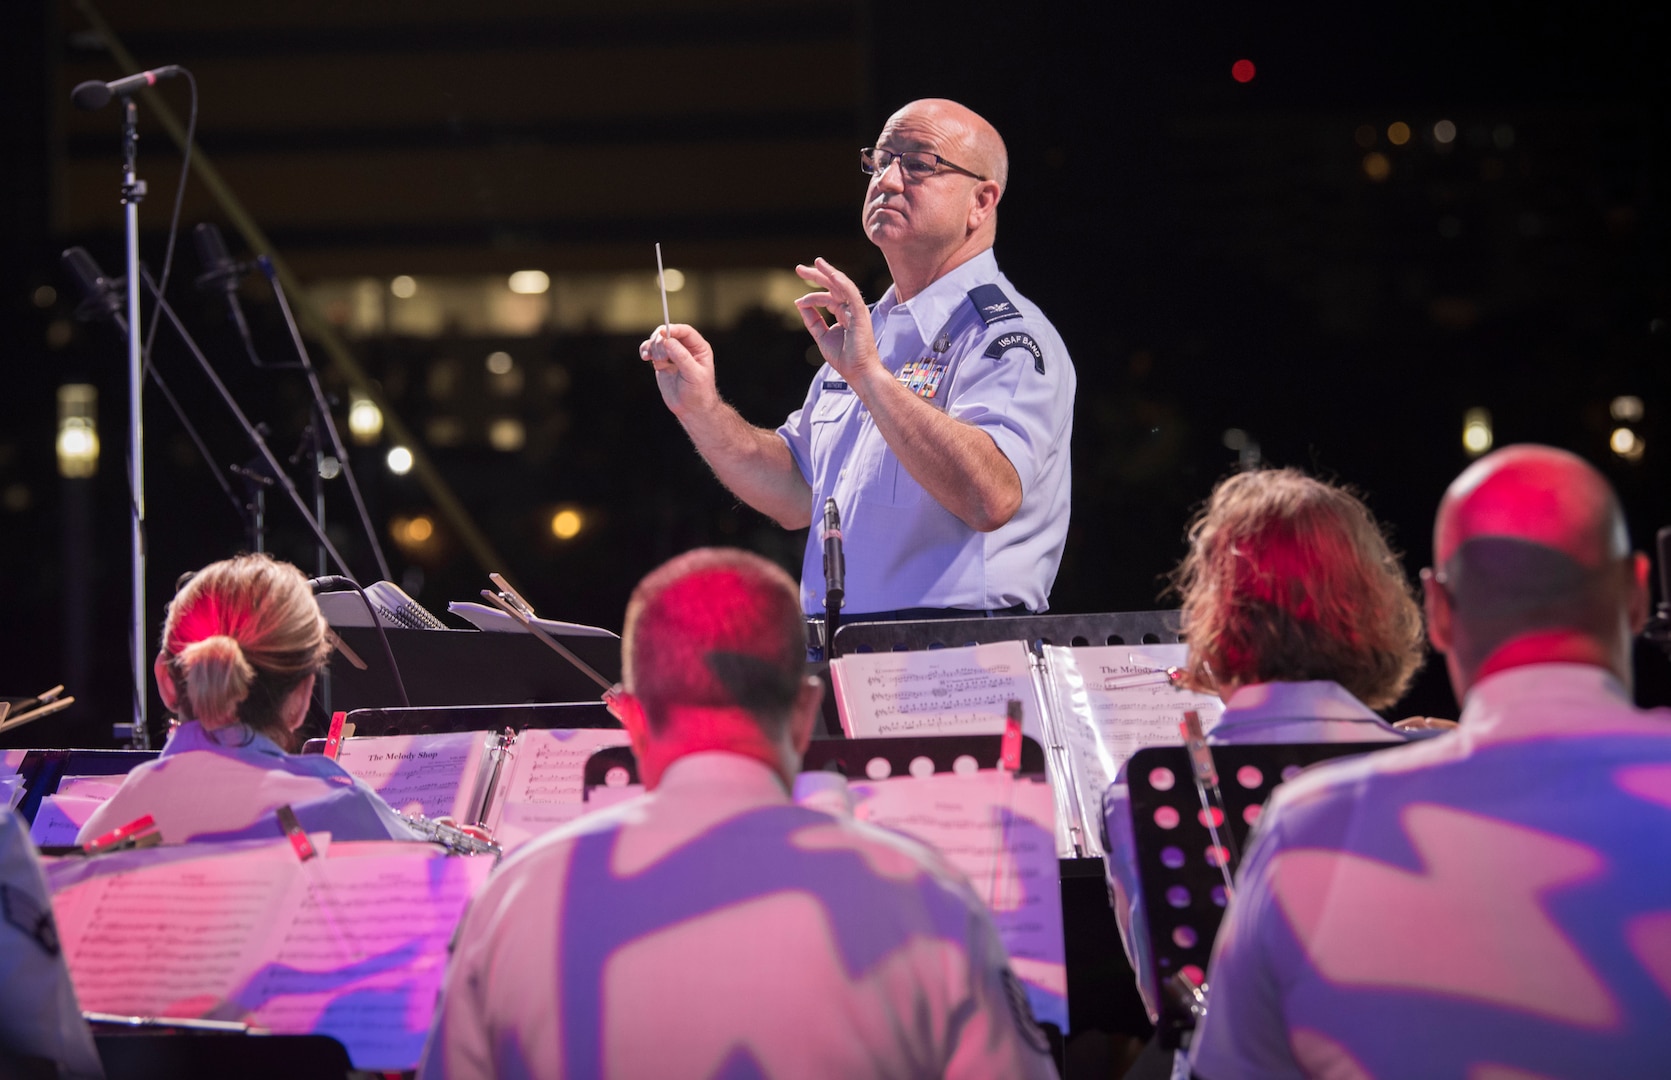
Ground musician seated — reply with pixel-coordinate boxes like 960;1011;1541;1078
1;807;103;1079
77;554;419;846
419;548;1056;1079
1191;445;1671;1076
1102;468;1426;1022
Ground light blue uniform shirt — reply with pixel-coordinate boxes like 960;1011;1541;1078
777;250;1075;616
74;720;420;845
1191;664;1671;1078
0;808;103;1078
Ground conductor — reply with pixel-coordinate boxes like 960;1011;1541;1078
639;98;1075;622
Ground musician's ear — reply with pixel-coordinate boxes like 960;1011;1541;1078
608;686;651;761
154;653;180;711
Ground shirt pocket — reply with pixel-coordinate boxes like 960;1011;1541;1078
808;391;857;475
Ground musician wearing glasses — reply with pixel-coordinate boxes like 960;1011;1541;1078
639;98;1075;624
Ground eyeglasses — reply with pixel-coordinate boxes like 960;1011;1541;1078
860;147;987;182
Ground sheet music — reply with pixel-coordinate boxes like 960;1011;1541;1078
334;731;489;821
847;771;1067;1032
237;847;494;1071
1041;644;1223;857
51;843;301;1019
487;728;632;847
830;642;1042;740
29;794;106;846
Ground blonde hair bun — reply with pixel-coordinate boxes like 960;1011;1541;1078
176;634;256;729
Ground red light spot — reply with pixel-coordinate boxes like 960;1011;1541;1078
1232;59;1256;84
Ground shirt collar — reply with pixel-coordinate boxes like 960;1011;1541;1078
161;719;289;761
1216;680;1387;729
1457;662;1656;744
655;751;792;805
873;248;1000;347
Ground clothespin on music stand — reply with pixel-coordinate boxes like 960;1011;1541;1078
480;573;613;692
275;805;318;862
82;814;161;856
322;711;354;760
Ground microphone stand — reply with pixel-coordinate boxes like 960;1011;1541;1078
139;267;356;581
261;257;392;582
119;93;149;748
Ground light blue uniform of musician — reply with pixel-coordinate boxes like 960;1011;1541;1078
74;721;419;846
777;250;1075;617
0;808;104;1078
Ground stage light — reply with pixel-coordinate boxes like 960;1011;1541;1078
488;418;526;452
1610;427;1644;461
347;395;384;444
1362;152;1391;182
661;268;686;293
508;270;549;295
56;384;99;478
390;275;417;299
1222;428;1248;451
1433;119;1457;144
550;507;584;540
1387;122;1411;146
1462;408;1493;456
1609;395;1644;422
485;351;514;375
1231;59;1256;84
387;446;414;475
32;285;56;308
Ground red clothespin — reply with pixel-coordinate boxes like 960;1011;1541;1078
1000;699;1024;773
275;805;317;862
82;814;159;855
323;711;347;760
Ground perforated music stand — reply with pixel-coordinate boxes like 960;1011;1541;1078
831;610;1184;655
1126;742;1405;1047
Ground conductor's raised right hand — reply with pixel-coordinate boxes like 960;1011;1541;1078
638;324;719;417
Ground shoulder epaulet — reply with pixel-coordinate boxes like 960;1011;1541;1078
967;284;1024;326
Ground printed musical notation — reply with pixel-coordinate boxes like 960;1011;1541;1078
831;642;1040;740
847;770;1067;1031
335;730;487;821
49;840;493;1072
1043;644;1223;857
499;728;631;806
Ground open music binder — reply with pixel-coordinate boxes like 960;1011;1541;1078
829;638;1225;856
314;727;630;852
46;836;491;1072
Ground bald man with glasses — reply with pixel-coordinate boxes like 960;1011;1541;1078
640;99;1075;630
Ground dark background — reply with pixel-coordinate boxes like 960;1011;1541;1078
2;0;1667;750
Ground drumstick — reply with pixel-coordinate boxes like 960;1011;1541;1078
655;243;672;335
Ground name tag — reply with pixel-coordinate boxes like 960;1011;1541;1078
822;380;849;392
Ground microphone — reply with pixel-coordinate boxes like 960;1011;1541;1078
821;498;845;612
61;247;127;329
194;222;265;367
1658;525;1671;622
71;65;183;111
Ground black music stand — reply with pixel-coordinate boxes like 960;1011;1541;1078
93;1031;353;1079
831;610;1184;655
1127;742;1406;1048
13;749;158;824
327;627;621;711
317;701;618;740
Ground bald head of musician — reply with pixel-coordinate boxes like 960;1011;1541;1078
1424;444;1652;700
609;548;824;790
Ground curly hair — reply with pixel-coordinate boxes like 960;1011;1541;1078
1170;468;1424;709
160;553;331;747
